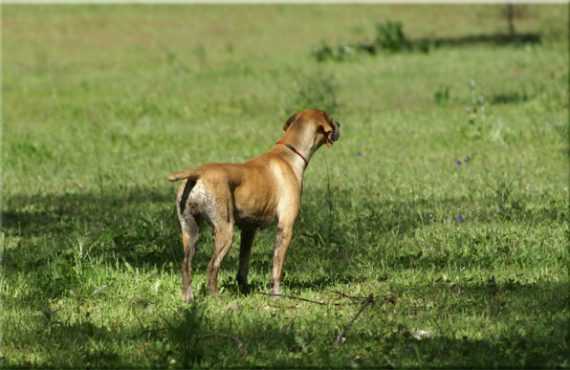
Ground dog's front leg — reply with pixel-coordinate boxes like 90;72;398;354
271;224;293;297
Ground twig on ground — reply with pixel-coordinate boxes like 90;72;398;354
330;289;371;302
335;293;375;345
255;292;352;306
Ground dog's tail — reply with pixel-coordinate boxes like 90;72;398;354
170;169;201;215
168;168;200;182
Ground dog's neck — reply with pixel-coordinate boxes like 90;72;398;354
276;128;318;182
277;141;308;181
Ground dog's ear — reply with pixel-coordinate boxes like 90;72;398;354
321;127;333;147
320;112;339;147
283;112;299;132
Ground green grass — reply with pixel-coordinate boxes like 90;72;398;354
1;4;569;368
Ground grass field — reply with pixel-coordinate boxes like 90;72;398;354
1;4;569;368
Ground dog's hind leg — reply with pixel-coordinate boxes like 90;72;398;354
177;179;200;303
205;182;235;295
180;215;199;303
207;222;234;295
237;226;257;293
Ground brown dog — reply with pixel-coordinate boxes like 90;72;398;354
168;109;341;302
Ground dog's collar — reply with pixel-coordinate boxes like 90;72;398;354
276;139;308;168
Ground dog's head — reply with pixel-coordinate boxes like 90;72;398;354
283;109;341;148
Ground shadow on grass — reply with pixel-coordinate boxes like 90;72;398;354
2;186;171;237
2;185;566;301
339;32;543;61
7;305;202;368
7;281;568;368
491;92;530;105
185;285;568;367
414;32;541;49
3;185;567;366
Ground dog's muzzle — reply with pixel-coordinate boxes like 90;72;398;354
331;121;341;142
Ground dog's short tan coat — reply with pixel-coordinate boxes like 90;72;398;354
168;109;340;302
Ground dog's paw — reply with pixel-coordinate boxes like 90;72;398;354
270;288;282;299
237;283;251;295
